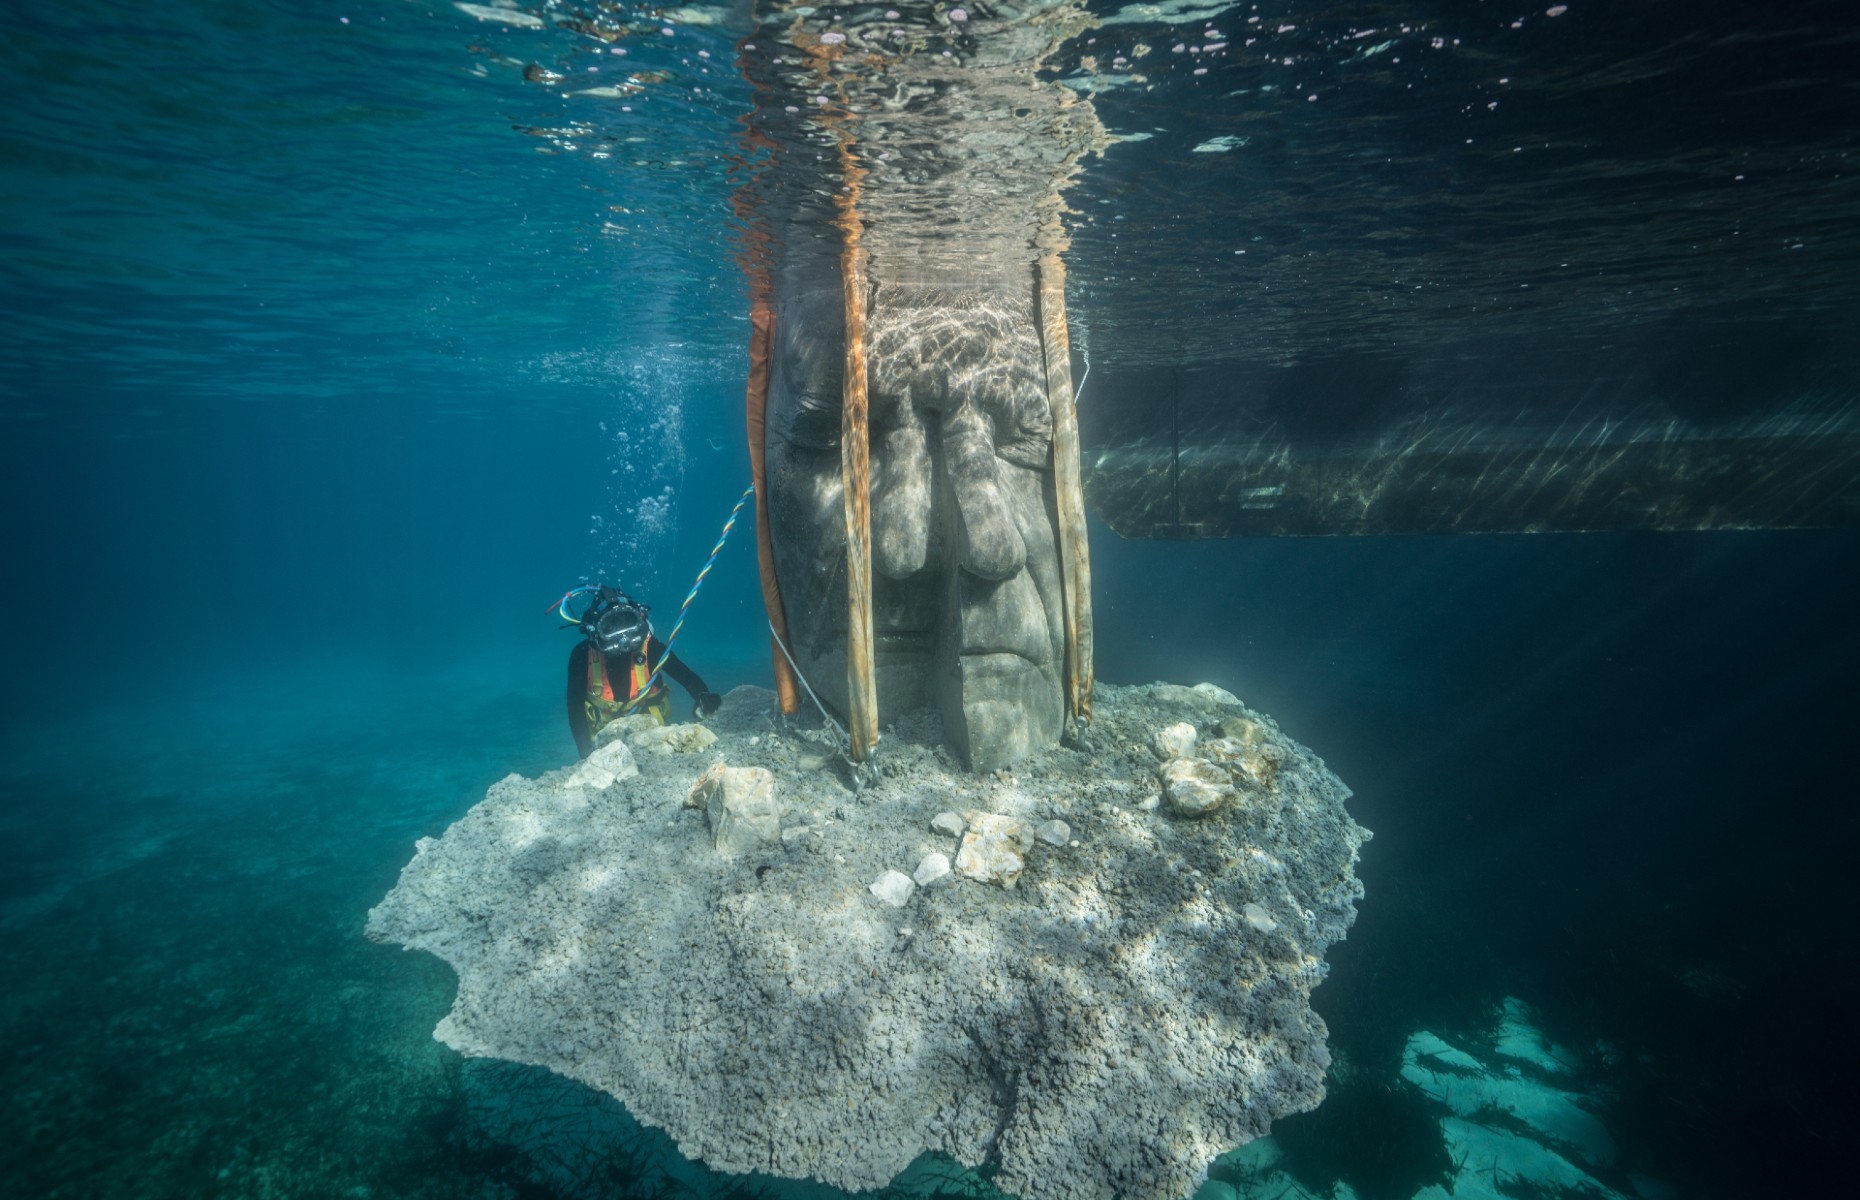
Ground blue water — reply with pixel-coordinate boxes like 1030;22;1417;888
5;3;1858;1199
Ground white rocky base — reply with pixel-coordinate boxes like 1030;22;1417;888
366;681;1368;1200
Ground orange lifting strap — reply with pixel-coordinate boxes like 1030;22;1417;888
745;298;802;717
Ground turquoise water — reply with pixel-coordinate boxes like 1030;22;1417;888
5;3;1859;1199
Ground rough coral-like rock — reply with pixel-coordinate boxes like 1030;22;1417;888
367;682;1368;1200
954;811;1035;887
566;740;639;790
1218;716;1268;747
632;723;718;755
1161;757;1237;817
689;764;780;857
594;712;662;747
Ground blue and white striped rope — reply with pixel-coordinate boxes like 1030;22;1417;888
628;482;757;710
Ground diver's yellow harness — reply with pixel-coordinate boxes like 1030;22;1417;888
585;646;670;730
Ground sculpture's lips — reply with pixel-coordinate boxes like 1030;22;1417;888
873;630;1048;670
960;624;1050;665
958;649;1045;672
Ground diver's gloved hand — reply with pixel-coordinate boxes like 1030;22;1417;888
693;691;723;720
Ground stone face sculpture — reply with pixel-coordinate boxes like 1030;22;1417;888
764;274;1068;769
742;4;1103;770
365;13;1376;1200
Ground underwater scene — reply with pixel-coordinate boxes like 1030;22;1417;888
3;2;1857;1199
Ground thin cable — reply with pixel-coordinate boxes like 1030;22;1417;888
767;620;852;758
625;483;757;713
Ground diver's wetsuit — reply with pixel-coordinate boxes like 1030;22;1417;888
566;637;712;759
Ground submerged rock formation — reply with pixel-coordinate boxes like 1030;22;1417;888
368;682;1368;1200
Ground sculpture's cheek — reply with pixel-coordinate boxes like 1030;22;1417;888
953;568;1049;661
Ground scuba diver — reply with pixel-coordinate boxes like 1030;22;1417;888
562;586;722;759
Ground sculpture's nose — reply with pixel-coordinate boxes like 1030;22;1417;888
942;397;1026;580
871;409;932;578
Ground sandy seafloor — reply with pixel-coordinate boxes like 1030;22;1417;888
0;649;577;1199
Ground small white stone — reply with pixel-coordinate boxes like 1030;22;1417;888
1243;902;1279;933
869;870;915;907
913;852;951;887
930;811;966;837
566;740;639;790
1153;722;1198;760
1036;819;1071;847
